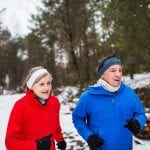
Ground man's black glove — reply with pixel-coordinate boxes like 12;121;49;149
36;134;52;150
87;135;104;150
124;119;140;134
57;139;66;150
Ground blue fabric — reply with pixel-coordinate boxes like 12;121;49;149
72;82;146;150
98;57;121;76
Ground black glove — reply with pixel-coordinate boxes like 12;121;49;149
87;135;104;150
57;139;66;150
36;134;52;150
124;119;140;134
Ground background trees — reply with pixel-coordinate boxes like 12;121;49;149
101;0;150;78
0;0;149;91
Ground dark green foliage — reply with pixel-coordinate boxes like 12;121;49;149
0;0;149;91
101;0;150;77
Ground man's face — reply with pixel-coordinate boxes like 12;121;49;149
101;64;122;87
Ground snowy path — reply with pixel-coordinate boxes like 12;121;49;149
0;94;150;150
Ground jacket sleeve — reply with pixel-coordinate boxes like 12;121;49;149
5;102;36;150
132;91;147;129
72;93;93;141
53;99;64;142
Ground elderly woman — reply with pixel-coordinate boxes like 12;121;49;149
5;66;66;150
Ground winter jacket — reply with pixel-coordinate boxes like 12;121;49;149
72;82;146;150
5;90;63;150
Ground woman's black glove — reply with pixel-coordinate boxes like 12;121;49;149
87;135;104;150
124;119;140;134
36;134;52;150
57;139;66;150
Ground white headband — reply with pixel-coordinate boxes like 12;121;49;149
27;68;49;89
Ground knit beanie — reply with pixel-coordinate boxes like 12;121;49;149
98;56;121;76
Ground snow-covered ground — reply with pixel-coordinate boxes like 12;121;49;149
122;72;150;89
0;72;150;150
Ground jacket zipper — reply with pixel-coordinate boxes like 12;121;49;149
112;93;115;104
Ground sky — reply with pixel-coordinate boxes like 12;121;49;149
0;0;43;37
0;72;150;150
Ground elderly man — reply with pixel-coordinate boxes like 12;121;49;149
72;55;146;150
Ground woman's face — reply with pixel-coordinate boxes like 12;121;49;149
31;74;52;100
101;64;122;87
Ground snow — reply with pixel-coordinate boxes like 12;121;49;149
0;94;25;150
122;72;150;89
0;72;150;149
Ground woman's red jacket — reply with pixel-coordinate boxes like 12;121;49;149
5;90;64;150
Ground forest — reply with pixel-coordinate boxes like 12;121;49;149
0;0;149;91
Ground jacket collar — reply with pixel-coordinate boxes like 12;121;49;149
87;82;125;95
25;90;49;107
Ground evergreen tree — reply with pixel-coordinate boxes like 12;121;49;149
101;0;150;77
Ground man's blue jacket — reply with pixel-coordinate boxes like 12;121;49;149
72;82;146;150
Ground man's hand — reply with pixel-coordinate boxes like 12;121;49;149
87;134;104;150
124;119;140;134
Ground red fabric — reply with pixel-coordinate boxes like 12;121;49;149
5;90;64;150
